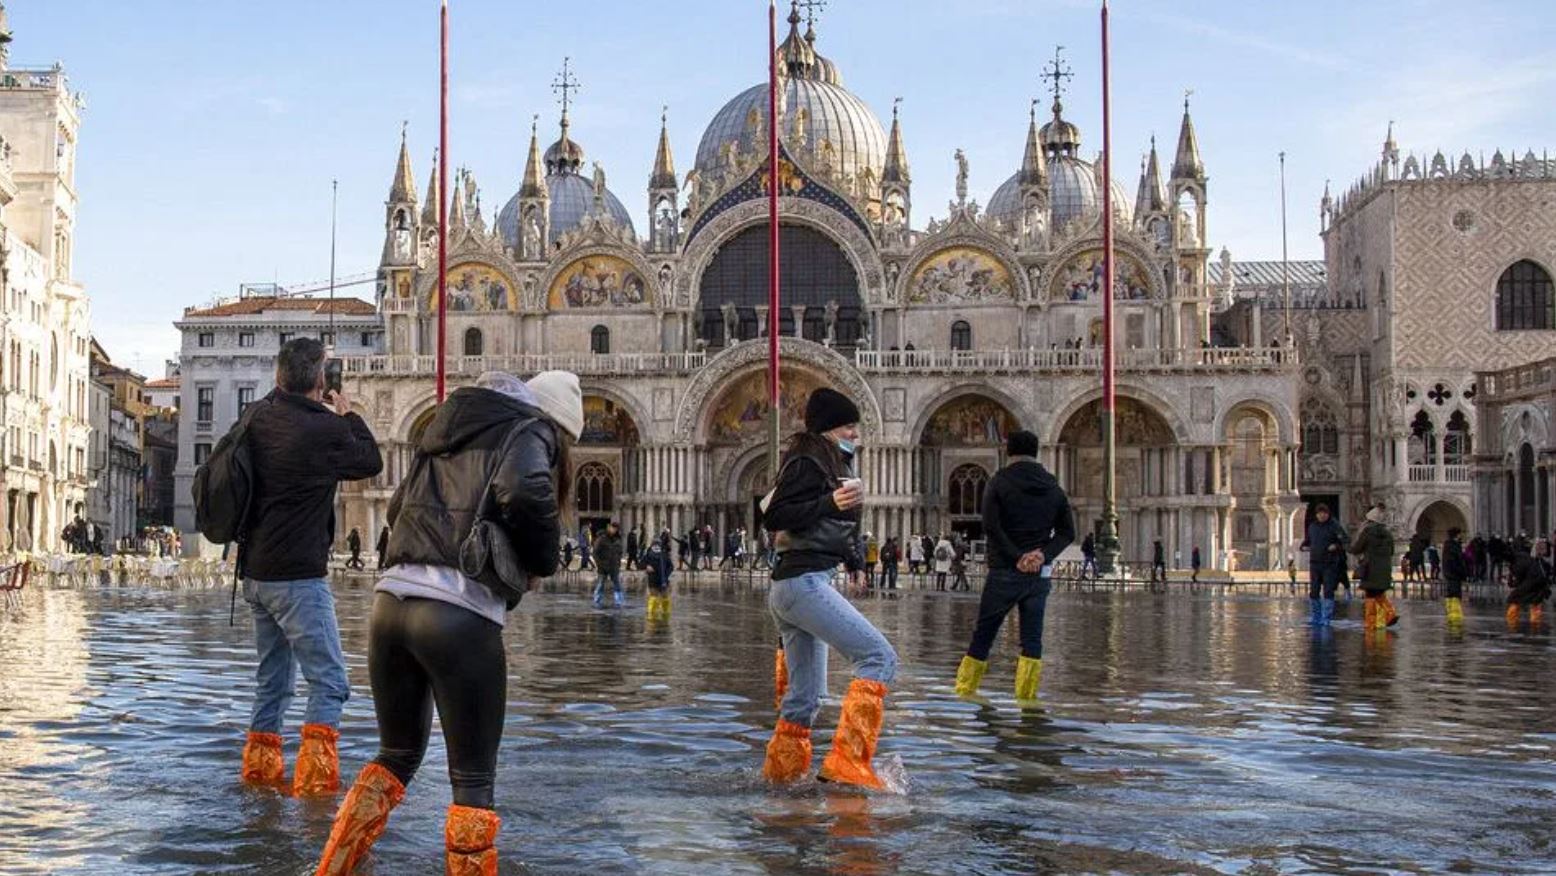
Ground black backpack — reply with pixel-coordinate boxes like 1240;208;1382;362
192;399;267;545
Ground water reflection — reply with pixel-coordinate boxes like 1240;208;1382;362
0;584;1551;874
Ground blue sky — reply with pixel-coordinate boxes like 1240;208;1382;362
15;0;1555;375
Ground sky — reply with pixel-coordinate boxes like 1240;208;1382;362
14;0;1556;376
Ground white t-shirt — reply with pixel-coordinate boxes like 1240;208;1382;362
376;563;505;627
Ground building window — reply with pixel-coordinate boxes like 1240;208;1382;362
360;332;374;348
321;331;334;347
1300;400;1340;456
237;387;255;416
1408;410;1437;466
197;387;214;422
463;327;483;357
194;443;212;466
950;320;972;351
575;462;614;518
197;332;214;348
238;332;254;347
1495;260;1555;331
278;332;294;345
591;325;610;355
947;464;988;517
1444;410;1472;465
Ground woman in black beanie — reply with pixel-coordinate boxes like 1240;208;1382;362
760;388;898;790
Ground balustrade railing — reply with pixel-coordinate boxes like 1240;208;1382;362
854;346;1296;373
340;351;707;378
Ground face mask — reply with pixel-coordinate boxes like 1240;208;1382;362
837;438;858;456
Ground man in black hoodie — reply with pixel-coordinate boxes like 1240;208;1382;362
953;430;1074;700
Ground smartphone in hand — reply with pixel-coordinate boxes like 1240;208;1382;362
325;358;344;394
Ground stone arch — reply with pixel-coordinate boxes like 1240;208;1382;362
897;218;1028;307
677;197;885;309
1409;497;1470;545
674;337;882;443
396;391;443;443
1045;234;1165;303
578;383;649;447
1213;395;1297;446
418;256;522;313
909;383;1029;448
1047;383;1191;449
1500;403;1549;462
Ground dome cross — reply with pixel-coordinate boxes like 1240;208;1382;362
552;56;581;122
1042;46;1073;116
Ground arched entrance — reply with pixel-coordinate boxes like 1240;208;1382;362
1056;397;1176;560
1225;406;1283;569
576;394;640;534
703;365;829;540
1415;500;1468;546
698;224;863;348
917;394;1018;540
1518;442;1537;536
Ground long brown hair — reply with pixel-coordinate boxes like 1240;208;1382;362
554;436;573;512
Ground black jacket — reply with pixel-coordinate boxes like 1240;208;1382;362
981;460;1075;572
594;531;624;573
384;387;561;581
1302;517;1348;567
763;439;862;580
243;390;382;581
1442;537;1466;582
1508;551;1552;605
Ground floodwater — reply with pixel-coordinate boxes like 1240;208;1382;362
1;578;1553;875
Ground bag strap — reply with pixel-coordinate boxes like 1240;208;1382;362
474;417;539;520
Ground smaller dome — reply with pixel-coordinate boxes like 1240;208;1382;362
987;154;1132;232
544;133;585;175
1040;118;1082;154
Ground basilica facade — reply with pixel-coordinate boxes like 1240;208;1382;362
332;9;1314;572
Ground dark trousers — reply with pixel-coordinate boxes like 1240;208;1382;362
1151;560;1166;582
966;569;1052;660
1308;563;1340;600
368;593;505;809
883;562;898;589
1444;577;1464;599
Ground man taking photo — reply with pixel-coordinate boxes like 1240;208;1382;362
238;338;383;797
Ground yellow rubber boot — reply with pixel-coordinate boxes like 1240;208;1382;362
762;718;812;784
293;723;341;797
773;648;789;711
314;762;405;876
1445;597;1463;623
1014;656;1042;701
818;679;888;791
953;655;987;697
445;804;499;876
241;730;285;787
644;594;658;619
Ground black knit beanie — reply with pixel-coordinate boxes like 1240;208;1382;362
804;388;861;434
1007;429;1039;458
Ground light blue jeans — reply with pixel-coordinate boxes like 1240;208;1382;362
769;570;897;727
244;577;350;734
593;570;624;606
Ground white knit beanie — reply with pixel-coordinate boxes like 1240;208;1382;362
526;370;584;441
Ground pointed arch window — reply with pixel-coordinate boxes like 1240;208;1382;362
1300;399;1339;456
1408;410;1437;465
947;464;988;518
1443;410;1472;465
463;327;483;357
950;320;972;351
1495;260;1554;330
576;462;614;517
591;325;610;355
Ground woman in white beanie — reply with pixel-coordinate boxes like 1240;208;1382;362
314;371;573;875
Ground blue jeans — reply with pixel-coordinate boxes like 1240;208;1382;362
244;577;350;734
593;570;624;606
769;570;897;727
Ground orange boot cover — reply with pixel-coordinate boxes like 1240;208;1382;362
1381;596;1399;628
445;804;500;876
773;648;789;712
1533;603;1545;626
762;718;813;783
1507;603;1522;628
1363;598;1378;631
294;723;341;797
314;762;405;876
819;678;888;791
241;731;285;786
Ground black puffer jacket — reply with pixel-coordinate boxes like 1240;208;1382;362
384;387;560;580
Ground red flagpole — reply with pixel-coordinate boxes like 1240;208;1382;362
766;0;781;481
436;0;449;402
1098;0;1120;572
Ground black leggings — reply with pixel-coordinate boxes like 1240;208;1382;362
368;593;505;809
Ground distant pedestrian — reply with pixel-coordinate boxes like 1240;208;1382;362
1351;503;1399;631
1151;539;1166;585
1191;546;1201;583
881;537;900;590
375;525;391;570
346;528;365;570
1080;533;1098;580
592;521;625;608
1505;538;1551;629
1442;527;1466;624
933;536;954;591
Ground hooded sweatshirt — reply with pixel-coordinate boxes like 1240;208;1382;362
982;458;1077;573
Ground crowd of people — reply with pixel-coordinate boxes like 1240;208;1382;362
191;337;1550;873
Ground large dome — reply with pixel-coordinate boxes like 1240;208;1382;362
988;154;1133;231
695;10;886;185
498;129;637;247
695;78;887;184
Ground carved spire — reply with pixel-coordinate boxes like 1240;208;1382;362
520;115;547;198
448;169;467;231
1383;120;1398;161
882;98;910;184
1018;99;1047;186
419;148;440;227
1135;135;1165;216
388;122;417;204
0;2;12;70
650;106;677;190
1171;92;1204;182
